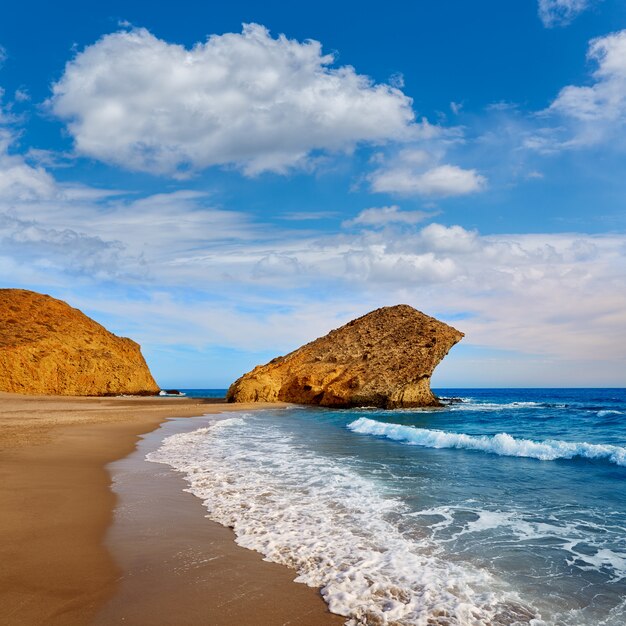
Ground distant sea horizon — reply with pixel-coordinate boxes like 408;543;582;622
170;386;626;399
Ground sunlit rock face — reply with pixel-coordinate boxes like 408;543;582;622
0;289;159;396
227;304;463;408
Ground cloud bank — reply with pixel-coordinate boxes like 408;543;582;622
1;138;623;374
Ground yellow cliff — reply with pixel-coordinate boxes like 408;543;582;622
0;289;159;396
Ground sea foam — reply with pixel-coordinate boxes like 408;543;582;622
347;418;626;466
147;415;539;626
447;400;565;411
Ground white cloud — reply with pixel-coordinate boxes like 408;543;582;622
1;123;623;384
0;130;261;281
366;147;486;198
0;139;134;281
521;29;626;151
14;89;30;102
2;190;261;280
25;148;78;169
281;210;338;221
416;223;479;253
343;247;460;284
0;130;57;200
537;0;596;28
0;212;131;280
2;169;624;380
389;72;405;89
343;205;434;227
5;140;620;367
526;170;544;179
152;222;625;374
549;29;626;131
49;24;416;176
370;162;486;197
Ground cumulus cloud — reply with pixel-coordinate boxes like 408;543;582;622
415;223;479;253
370;151;487;197
49;24;416;176
537;0;596;28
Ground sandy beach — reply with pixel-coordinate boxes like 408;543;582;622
0;392;343;625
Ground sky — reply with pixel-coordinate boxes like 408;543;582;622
1;0;625;388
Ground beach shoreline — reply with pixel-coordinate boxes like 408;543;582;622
0;393;341;625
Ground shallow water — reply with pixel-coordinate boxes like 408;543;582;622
148;389;626;625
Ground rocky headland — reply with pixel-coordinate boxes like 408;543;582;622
227;304;463;408
0;289;159;396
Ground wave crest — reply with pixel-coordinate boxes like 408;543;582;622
347;418;626;466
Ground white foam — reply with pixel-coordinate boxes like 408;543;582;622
348;418;626;466
147;416;540;626
597;410;623;417
448;400;550;411
565;547;626;582
410;505;626;583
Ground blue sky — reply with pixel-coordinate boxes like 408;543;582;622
1;0;625;387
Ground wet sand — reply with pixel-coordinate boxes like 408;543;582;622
0;393;343;625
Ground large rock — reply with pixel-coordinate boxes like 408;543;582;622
227;305;463;408
0;289;160;396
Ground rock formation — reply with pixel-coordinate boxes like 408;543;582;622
0;289;160;396
227;304;463;408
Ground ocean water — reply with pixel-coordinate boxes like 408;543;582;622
174;388;228;398
147;389;626;626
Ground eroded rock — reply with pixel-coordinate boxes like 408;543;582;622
227;304;463;408
0;289;159;396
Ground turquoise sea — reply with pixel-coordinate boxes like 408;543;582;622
149;389;626;625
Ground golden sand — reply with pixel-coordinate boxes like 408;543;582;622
0;393;342;625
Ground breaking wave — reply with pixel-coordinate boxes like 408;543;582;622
347;418;626;466
443;399;568;411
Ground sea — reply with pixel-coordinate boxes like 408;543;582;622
147;389;626;626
